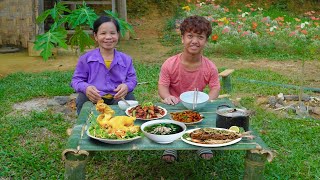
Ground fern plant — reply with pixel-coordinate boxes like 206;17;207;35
34;2;134;60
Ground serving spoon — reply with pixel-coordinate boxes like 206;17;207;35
121;97;130;106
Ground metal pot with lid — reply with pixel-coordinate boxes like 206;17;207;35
216;105;250;131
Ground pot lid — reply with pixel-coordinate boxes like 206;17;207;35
216;108;248;117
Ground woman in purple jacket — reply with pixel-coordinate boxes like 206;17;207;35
71;16;137;114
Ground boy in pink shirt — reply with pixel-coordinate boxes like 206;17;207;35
158;15;220;162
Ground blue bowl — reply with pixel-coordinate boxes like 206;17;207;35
180;91;209;111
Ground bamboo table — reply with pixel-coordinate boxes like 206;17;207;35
63;99;274;179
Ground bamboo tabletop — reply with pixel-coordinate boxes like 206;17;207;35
66;99;269;152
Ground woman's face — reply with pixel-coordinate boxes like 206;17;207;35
181;31;207;55
94;22;119;51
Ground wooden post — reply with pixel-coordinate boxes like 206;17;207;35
36;0;45;35
112;0;116;12
116;0;129;40
219;69;234;93
244;151;267;180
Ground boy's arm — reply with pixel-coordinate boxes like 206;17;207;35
158;84;179;105
208;88;220;100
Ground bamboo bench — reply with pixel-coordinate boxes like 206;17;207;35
219;69;235;93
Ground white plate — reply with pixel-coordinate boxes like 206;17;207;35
181;128;242;147
86;129;141;144
125;105;167;120
181;118;204;125
170;111;204;125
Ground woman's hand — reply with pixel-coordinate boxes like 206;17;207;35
113;83;128;99
161;95;179;105
86;86;101;103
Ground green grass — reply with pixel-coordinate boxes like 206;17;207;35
0;71;74;117
161;3;320;60
240;97;320;179
1;61;319;178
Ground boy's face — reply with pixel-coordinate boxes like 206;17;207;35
181;31;207;55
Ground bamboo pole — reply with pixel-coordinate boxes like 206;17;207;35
244;151;267;180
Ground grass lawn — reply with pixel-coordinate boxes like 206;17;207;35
1;62;319;179
1;1;319;179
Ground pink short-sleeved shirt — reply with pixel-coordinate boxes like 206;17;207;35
158;53;220;98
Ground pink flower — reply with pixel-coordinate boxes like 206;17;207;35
310;16;319;21
289;31;296;37
222;27;230;34
261;17;270;23
241;31;250;36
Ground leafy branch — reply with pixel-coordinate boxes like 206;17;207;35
104;10;135;37
67;2;98;29
34;28;68;60
34;2;135;60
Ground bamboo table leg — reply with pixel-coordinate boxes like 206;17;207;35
63;149;89;180
244;150;267;180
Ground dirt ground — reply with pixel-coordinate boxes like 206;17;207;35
1;9;320;88
1;8;319;120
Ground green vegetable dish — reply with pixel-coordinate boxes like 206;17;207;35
88;121;142;140
143;123;183;135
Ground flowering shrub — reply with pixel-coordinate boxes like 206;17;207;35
166;1;320;59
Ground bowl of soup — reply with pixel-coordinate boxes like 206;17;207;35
141;119;186;144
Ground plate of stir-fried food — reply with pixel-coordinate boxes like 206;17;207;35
170;110;203;125
125;102;167;120
87;100;142;144
181;127;242;147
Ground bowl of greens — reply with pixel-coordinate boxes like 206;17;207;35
141;119;187;144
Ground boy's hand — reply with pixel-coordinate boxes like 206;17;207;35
161;95;179;105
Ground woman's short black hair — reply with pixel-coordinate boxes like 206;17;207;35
93;16;120;34
180;15;212;39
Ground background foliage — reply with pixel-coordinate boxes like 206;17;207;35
160;0;320;60
1;0;320;179
35;2;133;60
